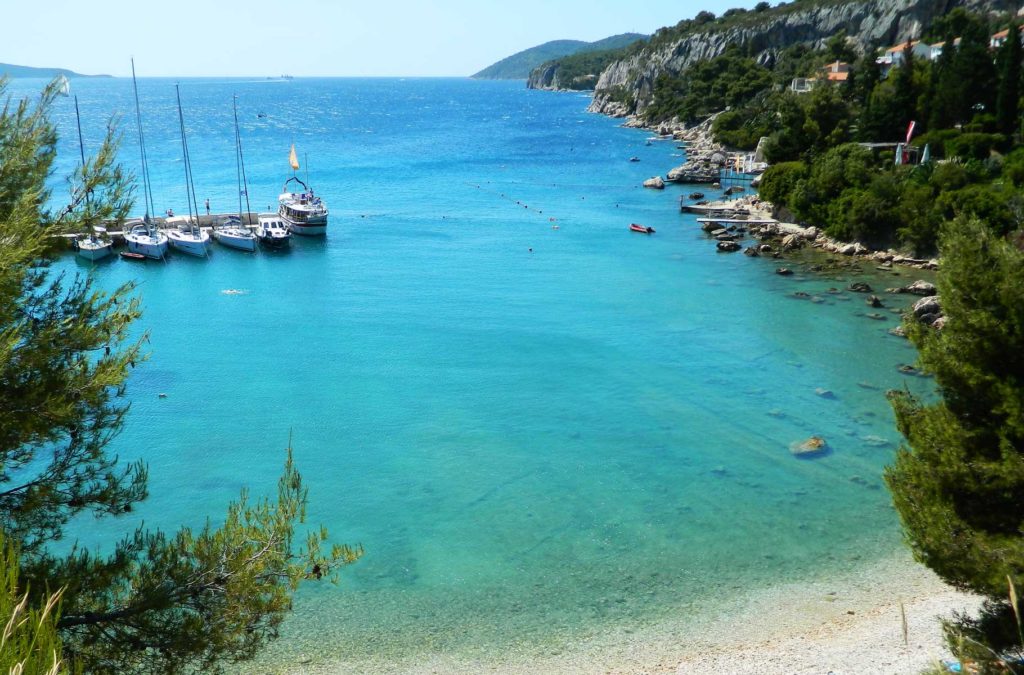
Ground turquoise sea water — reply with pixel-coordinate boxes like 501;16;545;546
18;77;929;670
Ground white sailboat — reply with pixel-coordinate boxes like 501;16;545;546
213;96;257;252
123;59;168;260
166;84;211;258
76;226;113;261
278;144;328;235
67;87;113;262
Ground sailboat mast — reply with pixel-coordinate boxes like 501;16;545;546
74;95;90;212
174;84;201;229
130;58;155;221
233;95;252;224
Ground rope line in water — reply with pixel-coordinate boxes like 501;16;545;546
464;181;561;226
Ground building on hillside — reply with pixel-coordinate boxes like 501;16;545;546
822;60;850;81
790;77;817;93
991;25;1024;49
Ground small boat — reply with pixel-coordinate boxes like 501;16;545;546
256;214;292;248
629;156;640;162
125;60;168;259
165;216;211;257
165;85;211;258
124;218;169;259
120;251;147;261
75;226;114;261
630;223;655;234
213;97;259;253
212;215;257;252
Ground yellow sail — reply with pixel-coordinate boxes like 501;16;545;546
289;144;300;171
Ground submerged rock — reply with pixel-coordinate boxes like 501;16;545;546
716;240;741;252
866;295;884;308
848;281;873;293
790;436;828;457
815;388;836;399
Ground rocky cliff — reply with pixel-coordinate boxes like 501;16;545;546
527;0;1018;116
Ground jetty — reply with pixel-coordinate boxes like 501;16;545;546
59;212;263;245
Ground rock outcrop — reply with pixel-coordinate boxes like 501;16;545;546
550;0;1018;116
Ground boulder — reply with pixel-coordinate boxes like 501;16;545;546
847;281;873;293
932;315;948;330
716;241;741;252
904;280;937;295
689;192;704;200
780;234;804;251
701;221;722;233
839;244;857;255
912;295;941;319
888;326;907;338
866;295;883;308
760;244;773;253
775;267;793;276
643;176;665;189
710;152;727;165
743;246;760;257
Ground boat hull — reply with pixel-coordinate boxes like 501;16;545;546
77;242;113;261
124;233;169;259
283;219;327;236
167;230;212;257
213;228;257;252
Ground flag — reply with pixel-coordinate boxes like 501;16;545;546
289;144;299;171
905;120;916;144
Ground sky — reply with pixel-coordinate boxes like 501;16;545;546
3;0;760;77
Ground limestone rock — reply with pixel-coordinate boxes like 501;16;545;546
790;436;828;457
904;280;937;295
912;295;941;320
716;241;741;252
847;281;872;293
643;176;665;189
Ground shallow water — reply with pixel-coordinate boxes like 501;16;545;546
14;76;931;670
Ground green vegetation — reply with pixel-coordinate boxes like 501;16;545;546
473;33;646;80
0;79;361;672
0;532;77;674
644;46;772;123
705;6;1024;255
886;217;1024;672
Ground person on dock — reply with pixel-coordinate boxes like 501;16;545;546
205;198;210;215
166;208;174;217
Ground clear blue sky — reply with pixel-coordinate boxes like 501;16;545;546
7;0;759;77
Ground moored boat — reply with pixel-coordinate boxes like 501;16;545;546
75;226;114;261
120;250;147;261
165;216;212;257
279;177;328;235
124;218;169;259
256;214;292;248
126;59;167;259
630;223;655;234
213;95;258;253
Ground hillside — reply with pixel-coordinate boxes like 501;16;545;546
525;0;1017;114
0;63;110;78
472;33;645;80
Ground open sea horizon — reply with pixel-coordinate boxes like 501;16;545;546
12;76;932;672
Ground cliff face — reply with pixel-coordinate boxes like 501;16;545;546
526;0;1016;116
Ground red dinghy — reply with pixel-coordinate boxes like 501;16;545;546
119;251;147;261
630;223;655;234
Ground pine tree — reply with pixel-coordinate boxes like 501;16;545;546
997;23;1022;135
928;33;960;131
886;216;1024;667
0;80;362;672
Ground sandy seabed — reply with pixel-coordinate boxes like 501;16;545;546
285;550;978;675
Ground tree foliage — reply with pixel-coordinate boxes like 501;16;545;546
0;79;362;673
885;217;1024;669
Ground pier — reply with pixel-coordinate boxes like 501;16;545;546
60;212;264;245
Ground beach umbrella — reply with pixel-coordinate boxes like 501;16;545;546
894;143;904;166
921;144;931;164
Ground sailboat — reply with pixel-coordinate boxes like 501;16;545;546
278;144;328;235
123;59;168;260
67;90;113;261
212;96;258;252
165;84;212;257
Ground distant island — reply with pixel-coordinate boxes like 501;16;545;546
0;63;111;78
471;33;646;80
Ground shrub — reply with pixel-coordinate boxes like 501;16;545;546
757;161;808;206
